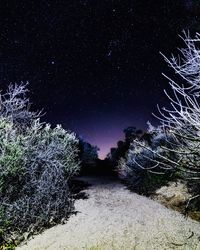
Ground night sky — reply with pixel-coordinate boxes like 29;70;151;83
0;1;198;158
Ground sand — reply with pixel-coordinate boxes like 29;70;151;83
17;176;200;250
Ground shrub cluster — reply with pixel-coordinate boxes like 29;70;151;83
106;127;143;166
0;84;80;247
118;33;200;210
117;123;177;195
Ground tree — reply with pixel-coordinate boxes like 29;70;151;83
107;127;144;166
153;31;200;181
129;32;200;202
79;139;99;168
118;32;200;201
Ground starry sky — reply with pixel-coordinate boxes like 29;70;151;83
0;1;199;158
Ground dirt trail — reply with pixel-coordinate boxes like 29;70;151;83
18;176;200;250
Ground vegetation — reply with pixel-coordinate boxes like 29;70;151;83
117;123;177;195
107;127;143;166
79;139;99;174
118;32;200;209
0;83;80;248
1;31;200;249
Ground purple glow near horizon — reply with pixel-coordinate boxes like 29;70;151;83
69;112;153;159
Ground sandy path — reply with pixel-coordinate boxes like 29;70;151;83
18;176;200;250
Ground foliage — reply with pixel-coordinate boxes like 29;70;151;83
0;83;41;130
154;32;200;201
117;123;176;195
107;127;143;166
118;32;200;204
0;84;80;248
79;139;99;167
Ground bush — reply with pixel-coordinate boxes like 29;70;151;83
118;32;200;207
0;84;80;247
117;124;177;195
107;127;143;166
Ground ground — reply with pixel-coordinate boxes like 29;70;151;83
17;176;200;250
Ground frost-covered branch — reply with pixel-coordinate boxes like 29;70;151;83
154;32;200;180
0;84;80;245
0;82;42;129
118;32;200;196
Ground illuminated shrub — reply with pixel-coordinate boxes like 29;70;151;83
117;124;176;195
0;84;80;246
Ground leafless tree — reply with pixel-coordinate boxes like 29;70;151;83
120;32;200;202
153;31;200;181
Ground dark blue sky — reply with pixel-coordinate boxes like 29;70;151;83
0;0;198;157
